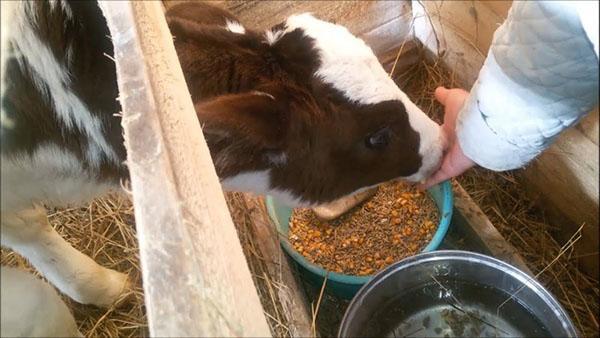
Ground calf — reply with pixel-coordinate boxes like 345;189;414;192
0;1;443;335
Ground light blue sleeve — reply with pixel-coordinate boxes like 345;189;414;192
456;1;599;171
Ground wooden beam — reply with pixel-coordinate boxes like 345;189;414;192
241;195;313;337
522;126;599;277
99;2;270;336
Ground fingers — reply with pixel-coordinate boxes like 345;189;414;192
435;86;469;109
434;87;449;105
421;86;473;190
418;165;451;190
418;141;476;190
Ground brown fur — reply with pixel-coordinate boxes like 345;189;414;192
166;2;422;204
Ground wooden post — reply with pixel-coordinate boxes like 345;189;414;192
98;1;270;336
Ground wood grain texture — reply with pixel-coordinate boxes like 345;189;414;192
522;126;599;276
164;0;413;56
412;0;509;86
100;2;270;336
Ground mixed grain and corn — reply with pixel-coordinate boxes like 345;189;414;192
289;181;439;276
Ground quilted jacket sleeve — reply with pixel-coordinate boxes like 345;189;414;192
456;1;599;171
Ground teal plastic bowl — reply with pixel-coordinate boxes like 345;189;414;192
266;180;453;300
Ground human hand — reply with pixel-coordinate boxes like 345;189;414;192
419;87;476;190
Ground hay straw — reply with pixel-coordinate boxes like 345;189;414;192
394;42;599;337
0;194;147;338
311;272;329;337
496;224;584;314
224;192;292;338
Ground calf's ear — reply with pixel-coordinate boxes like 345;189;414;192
195;92;288;150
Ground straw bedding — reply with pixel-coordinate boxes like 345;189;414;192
0;195;147;338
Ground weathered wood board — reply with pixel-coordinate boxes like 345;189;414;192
100;2;270;336
164;0;413;56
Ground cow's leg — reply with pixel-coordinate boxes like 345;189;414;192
1;266;83;337
0;205;129;307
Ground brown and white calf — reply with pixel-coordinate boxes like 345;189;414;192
0;1;443;336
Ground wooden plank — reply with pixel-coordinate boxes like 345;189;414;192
164;0;413;56
99;2;270;336
522;126;599;276
215;1;411;36
242;195;313;337
360;12;414;56
576;107;599;146
411;0;508;86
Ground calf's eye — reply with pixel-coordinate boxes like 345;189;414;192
365;127;392;150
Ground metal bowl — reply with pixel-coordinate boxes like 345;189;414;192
339;250;577;337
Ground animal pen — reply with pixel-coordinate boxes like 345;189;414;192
1;1;597;337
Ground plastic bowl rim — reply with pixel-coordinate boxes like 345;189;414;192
265;180;454;285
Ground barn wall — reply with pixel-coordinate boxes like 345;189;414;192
413;0;599;276
165;0;413;57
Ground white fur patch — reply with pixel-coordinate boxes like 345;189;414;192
226;20;245;34
49;0;73;19
269;188;311;208
1;267;82;337
400;92;444;182
220;170;309;207
0;110;15;129
8;2;118;166
284;13;400;105
220;170;271;194
1;144;117;212
265;28;285;45
251;90;275;100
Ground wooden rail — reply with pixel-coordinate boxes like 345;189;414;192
99;1;270;336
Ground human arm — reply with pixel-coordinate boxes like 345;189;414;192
421;1;599;189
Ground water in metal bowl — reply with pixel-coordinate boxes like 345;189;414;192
339;251;577;337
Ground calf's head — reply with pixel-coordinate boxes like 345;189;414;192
193;13;445;206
